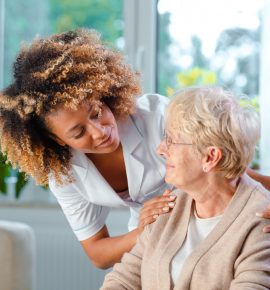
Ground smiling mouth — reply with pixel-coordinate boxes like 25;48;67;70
96;127;113;147
166;163;174;168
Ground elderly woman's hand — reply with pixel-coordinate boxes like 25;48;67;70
256;206;270;233
138;189;176;232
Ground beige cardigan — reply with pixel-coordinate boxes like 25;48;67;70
101;175;270;290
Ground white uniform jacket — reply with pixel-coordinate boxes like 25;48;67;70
49;94;170;241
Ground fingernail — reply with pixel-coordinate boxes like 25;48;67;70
163;206;169;212
263;227;270;233
168;202;175;207
153;214;158;219
256;212;263;217
169;195;176;200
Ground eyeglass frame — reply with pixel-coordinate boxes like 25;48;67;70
163;132;193;148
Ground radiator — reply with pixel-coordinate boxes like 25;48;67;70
0;203;129;290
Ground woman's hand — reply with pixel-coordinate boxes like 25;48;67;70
256;206;270;233
138;189;176;232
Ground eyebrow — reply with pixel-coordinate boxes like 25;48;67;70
65;106;93;136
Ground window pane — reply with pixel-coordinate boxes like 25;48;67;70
157;0;263;98
4;0;123;87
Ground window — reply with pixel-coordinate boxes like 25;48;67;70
2;0;123;88
157;0;263;96
156;0;270;172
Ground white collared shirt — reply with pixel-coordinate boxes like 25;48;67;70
49;94;170;241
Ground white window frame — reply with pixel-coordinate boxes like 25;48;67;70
124;0;157;93
0;0;4;89
259;0;270;174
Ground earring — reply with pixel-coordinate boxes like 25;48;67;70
203;166;207;172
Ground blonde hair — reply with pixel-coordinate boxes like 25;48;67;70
0;29;141;185
166;87;260;178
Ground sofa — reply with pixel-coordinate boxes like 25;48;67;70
0;221;36;290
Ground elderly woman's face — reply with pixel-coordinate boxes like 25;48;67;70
157;129;204;190
45;101;120;154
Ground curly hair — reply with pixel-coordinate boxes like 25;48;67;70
0;29;141;185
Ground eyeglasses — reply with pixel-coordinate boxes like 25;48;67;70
163;132;193;148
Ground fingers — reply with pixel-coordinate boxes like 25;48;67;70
256;206;270;233
256;206;270;219
139;193;177;230
263;225;270;233
163;188;173;196
138;215;159;230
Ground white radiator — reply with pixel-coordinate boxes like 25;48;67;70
0;203;129;290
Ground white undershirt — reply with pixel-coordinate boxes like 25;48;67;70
171;210;222;285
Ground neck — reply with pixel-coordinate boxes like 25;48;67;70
189;174;240;218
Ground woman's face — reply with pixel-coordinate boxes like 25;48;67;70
157;129;204;190
45;101;120;154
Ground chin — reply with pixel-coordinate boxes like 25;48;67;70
165;175;173;185
165;175;181;189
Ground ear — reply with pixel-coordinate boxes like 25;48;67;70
202;146;222;173
55;137;66;147
48;132;66;147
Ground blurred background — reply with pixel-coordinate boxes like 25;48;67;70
0;0;269;289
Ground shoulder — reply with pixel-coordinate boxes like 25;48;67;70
135;93;169;116
130;94;169;139
48;150;88;195
242;175;270;214
147;190;191;233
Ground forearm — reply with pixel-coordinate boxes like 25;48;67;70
81;227;140;269
101;227;148;290
247;168;270;191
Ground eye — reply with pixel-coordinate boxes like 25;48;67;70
74;127;85;139
89;105;102;120
167;135;172;144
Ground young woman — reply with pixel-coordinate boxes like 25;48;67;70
0;29;269;269
0;29;175;269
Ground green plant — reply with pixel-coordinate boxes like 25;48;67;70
166;67;217;96
0;152;28;198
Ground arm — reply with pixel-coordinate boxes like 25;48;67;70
247;169;270;232
51;181;175;269
247;168;270;191
80;225;139;269
81;189;175;269
100;226;149;290
230;222;270;290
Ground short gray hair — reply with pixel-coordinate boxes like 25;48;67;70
166;87;260;178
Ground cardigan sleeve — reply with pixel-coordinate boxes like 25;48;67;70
230;220;270;290
100;226;150;290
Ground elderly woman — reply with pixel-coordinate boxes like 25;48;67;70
101;87;270;290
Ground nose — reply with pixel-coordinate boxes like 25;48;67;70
86;120;105;140
156;139;168;157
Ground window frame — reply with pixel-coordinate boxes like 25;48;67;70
124;0;157;93
260;1;270;174
0;0;4;90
